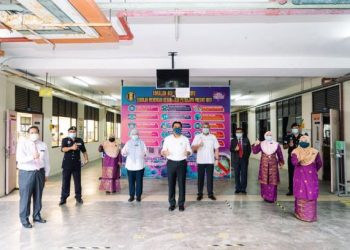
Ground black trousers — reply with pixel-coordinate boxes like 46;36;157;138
19;169;45;224
234;158;249;192
197;164;214;196
60;167;82;201
167;159;187;207
127;169;144;198
288;157;295;194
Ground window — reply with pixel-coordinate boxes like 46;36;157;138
84;105;99;142
239;111;248;136
276;96;302;143
51;97;78;147
116;114;121;139
106;111;115;138
255;105;270;141
15;86;42;113
312;86;339;113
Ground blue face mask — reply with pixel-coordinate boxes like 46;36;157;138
68;133;76;139
299;142;310;148
173;127;182;135
265;135;273;142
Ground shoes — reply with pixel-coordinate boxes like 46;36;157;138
106;191;111;194
22;221;33;229
59;200;66;206
235;190;241;194
168;206;176;211
128;197;135;202
33;217;47;223
179;206;185;212
208;195;217;200
286;192;293;196
76;198;84;204
136;197;141;202
241;191;247;195
197;194;203;201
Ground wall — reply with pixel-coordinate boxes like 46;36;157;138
342;81;350;181
0;75;110;189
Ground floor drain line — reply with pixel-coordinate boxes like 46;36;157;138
276;201;287;212
225;200;233;210
209;243;245;247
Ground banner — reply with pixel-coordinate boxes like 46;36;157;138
121;86;231;178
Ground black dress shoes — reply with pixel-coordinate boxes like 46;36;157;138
235;190;241;194
168;205;176;211
136;197;141;202
34;217;47;223
286;192;293;196
59;200;66;206
197;194;203;201
22;220;32;229
208;195;217;200
179;206;185;212
241;191;247;195
76;198;84;204
128;197;135;202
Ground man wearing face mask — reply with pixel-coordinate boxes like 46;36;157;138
16;126;50;228
191;122;220;201
59;126;88;205
283;123;303;196
230;128;251;194
161;121;192;211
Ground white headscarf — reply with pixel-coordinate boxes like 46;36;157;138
260;131;279;155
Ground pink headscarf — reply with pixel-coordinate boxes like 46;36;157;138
260;131;279;155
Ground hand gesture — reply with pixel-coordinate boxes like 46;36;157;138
71;143;78;151
235;145;239;151
214;159;219;166
254;139;260;146
45;176;48;182
198;139;204;147
162;149;170;157
278;162;284;169
33;152;40;160
289;140;294;147
183;148;189;157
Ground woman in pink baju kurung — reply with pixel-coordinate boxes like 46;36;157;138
291;135;322;222
252;131;284;203
98;135;121;194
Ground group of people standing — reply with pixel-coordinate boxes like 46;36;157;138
231;123;323;222
16;121;322;229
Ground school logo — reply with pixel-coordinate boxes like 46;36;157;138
127;92;136;102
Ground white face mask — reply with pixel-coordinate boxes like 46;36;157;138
202;128;209;134
29;133;39;142
68;133;76;139
236;133;242;139
265;135;273;142
131;135;139;141
292;128;299;135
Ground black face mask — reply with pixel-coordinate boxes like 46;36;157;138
109;138;115;142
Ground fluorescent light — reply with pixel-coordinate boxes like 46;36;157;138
230;94;242;100
71;76;89;87
111;94;121;100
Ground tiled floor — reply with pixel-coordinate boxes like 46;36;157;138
0;159;349;250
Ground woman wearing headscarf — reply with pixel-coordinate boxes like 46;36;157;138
98;135;121;194
121;129;147;202
252;131;284;203
291;135;322;222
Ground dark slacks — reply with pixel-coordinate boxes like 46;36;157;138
167;159;187;207
197;164;214;196
234;158;249;192
19;168;45;224
60;167;82;201
288;157;295;194
127;169;144;198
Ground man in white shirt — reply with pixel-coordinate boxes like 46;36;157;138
191;122;220;201
161;121;192;212
16;126;50;228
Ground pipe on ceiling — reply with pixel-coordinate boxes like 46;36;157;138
0;4;25;12
0;66;119;111
292;0;350;4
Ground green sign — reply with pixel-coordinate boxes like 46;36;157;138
336;141;345;150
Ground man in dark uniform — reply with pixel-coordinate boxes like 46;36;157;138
283;123;303;196
59;126;89;205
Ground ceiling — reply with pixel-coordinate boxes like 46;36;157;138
1;1;350;107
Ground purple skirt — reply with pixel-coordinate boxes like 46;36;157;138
295;199;317;222
99;155;120;192
260;184;277;202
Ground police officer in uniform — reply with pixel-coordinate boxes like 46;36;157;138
283;123;303;196
59;126;89;205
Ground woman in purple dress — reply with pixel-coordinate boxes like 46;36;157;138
98;135;121;194
252;131;284;203
291;135;322;222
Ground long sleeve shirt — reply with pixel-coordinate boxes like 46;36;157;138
16;138;50;176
